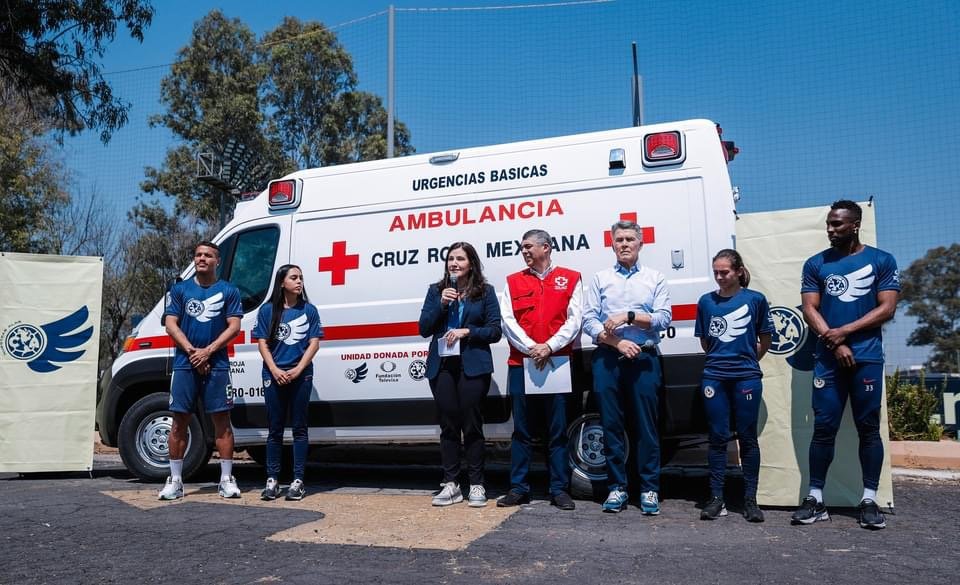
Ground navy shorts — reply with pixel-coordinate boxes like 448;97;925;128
169;369;234;414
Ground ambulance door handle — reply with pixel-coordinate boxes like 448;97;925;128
671;249;684;270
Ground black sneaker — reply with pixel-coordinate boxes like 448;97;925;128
496;489;531;507
791;496;829;525
285;479;305;501
261;478;278;501
858;498;886;530
551;491;576;511
700;495;727;520
743;497;765;523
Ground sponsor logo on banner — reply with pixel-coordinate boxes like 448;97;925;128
769;305;816;371
344;363;368;383
1;306;93;373
408;359;427;381
376;361;402;383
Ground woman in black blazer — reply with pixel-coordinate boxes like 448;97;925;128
418;241;502;508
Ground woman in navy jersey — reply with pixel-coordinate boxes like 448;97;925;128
694;249;773;523
254;265;323;501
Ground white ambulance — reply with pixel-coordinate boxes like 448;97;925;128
96;118;738;496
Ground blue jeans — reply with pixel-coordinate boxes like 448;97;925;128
809;361;884;491
508;366;569;496
263;367;313;481
701;377;762;498
592;346;661;493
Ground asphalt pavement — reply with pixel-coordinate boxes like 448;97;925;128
1;451;958;585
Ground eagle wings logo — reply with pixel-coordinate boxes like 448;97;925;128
2;306;94;373
280;314;310;345
709;304;751;342
825;265;874;302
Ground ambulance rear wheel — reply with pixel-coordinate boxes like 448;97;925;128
567;414;627;500
118;392;212;482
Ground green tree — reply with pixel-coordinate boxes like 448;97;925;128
144;11;413;227
901;243;960;373
142;11;283;224
0;0;154;142
260;17;413;168
0;87;70;253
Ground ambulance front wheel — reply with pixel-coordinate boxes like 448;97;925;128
118;392;212;482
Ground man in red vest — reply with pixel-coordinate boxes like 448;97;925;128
496;229;583;510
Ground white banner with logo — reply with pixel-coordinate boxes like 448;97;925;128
0;252;102;472
737;203;894;507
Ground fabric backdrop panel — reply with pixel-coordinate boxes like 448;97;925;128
737;203;894;508
0;252;103;472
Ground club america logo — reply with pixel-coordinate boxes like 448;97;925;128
408;359;427;381
824;274;849;297
708;316;727;338
703;385;715;399
3;323;46;360
185;299;205;317
769;306;807;356
276;322;291;341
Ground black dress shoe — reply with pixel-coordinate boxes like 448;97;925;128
551;491;576;510
496;489;531;507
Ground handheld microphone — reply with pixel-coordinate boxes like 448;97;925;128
619;339;657;360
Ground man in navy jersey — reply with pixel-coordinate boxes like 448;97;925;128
158;241;243;501
792;200;900;529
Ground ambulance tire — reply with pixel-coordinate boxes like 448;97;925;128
566;413;625;501
118;392;212;482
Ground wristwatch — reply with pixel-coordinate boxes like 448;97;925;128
627;311;636;325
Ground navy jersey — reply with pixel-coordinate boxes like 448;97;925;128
801;245;900;363
163;278;243;370
695;289;774;380
252;301;324;369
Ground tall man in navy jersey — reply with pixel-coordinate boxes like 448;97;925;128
583;220;671;514
497;229;582;511
792;200;900;529
159;241;243;501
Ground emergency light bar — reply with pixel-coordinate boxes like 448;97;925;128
642;131;685;167
267;179;301;209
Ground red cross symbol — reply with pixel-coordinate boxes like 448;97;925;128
318;241;360;286
604;212;656;247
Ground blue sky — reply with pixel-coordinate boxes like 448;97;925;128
63;0;960;369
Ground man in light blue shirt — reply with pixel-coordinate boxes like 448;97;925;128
583;220;672;514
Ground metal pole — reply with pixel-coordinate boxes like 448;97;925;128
387;4;395;158
632;42;643;127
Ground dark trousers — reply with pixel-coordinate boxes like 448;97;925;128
264;368;312;481
429;357;491;485
701;377;762;498
508;365;569;496
592;345;661;493
809;361;884;491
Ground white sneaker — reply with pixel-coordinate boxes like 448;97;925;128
432;482;463;506
158;476;183;501
467;485;487;507
218;475;241;499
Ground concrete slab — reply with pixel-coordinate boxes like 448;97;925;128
889;439;960;471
